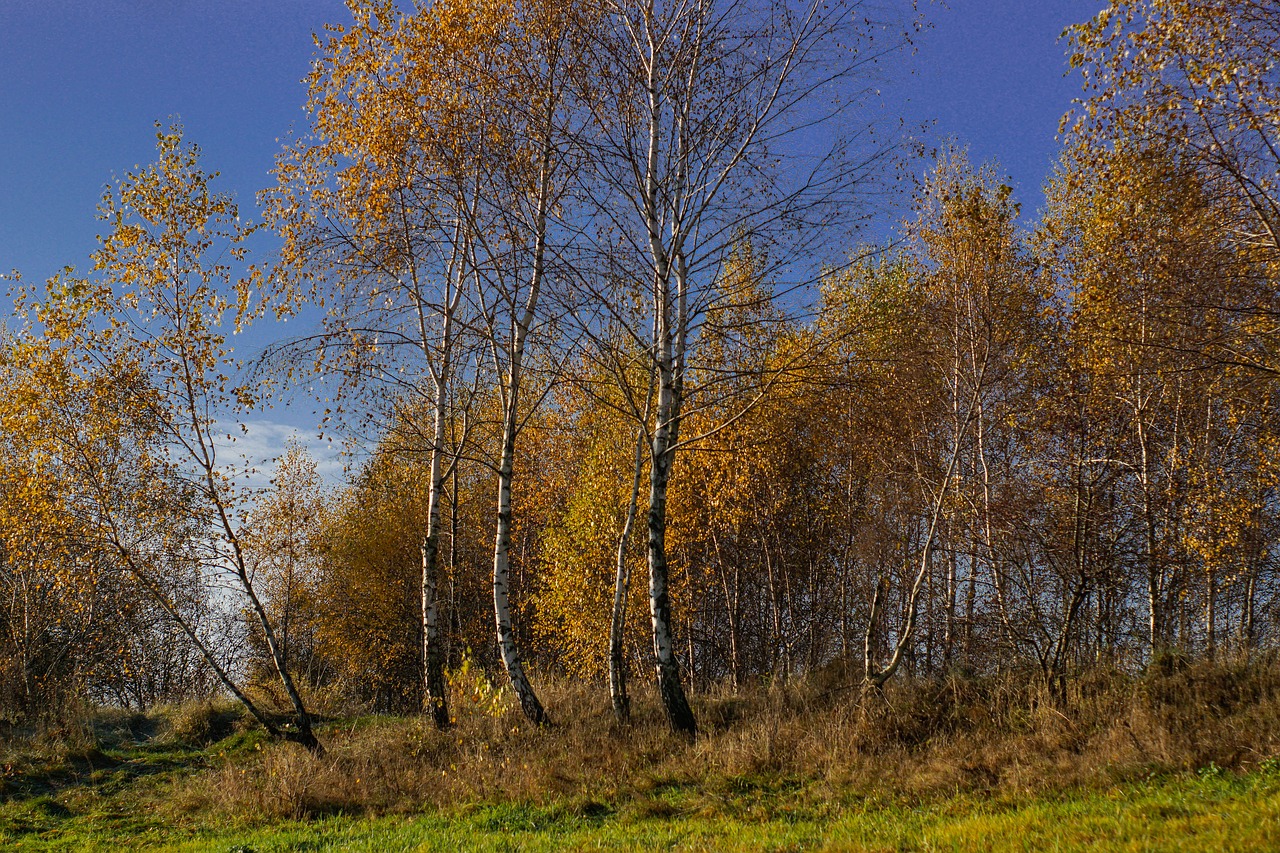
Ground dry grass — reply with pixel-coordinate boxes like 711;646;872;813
162;656;1280;823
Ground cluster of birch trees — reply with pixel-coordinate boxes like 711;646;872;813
1;0;1278;749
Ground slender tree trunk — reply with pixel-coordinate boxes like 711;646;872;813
862;579;884;686
493;394;547;724
412;222;464;731
648;358;696;735
467;37;568;723
1048;579;1088;705
421;532;449;729
1205;570;1216;661
449;460;460;669
634;20;697;733
488;221;549;724
488;84;556;727
839;559;850;660
1243;566;1257;651
944;542;957;667
765;543;785;678
648;453;696;734
236;563;321;752
610;424;648;722
866;385;981;691
418;338;454;730
963;544;977;665
724;559;743;689
212;488;319;752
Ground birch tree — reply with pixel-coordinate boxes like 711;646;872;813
266;0;508;728
243;440;328;690
906;152;1047;688
11;126;322;751
464;0;594;727
1046;146;1269;658
1069;0;1280;374
583;0;907;736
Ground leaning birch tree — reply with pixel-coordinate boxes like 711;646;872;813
13;126;322;751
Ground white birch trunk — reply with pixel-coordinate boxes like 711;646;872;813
487;82;557;726
865;383;982;692
415;251;463;731
493;384;547;724
610;424;648;722
646;254;696;734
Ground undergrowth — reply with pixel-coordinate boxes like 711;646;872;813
1;658;1279;846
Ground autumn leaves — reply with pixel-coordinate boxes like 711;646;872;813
3;0;1276;756
260;0;890;738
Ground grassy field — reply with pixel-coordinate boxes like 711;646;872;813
4;663;1280;850
6;760;1280;851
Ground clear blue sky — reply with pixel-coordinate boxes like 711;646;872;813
0;0;1097;446
1;1;1095;284
1;0;345;286
896;1;1095;219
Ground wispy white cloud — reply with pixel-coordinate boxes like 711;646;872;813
212;419;362;491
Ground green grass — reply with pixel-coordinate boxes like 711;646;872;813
4;755;1279;851
6;668;1280;851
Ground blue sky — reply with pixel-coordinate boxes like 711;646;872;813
0;0;1098;470
896;1;1092;216
1;1;347;478
1;1;342;287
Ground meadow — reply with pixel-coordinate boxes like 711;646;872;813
4;659;1280;851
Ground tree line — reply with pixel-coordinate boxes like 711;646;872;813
1;0;1277;751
